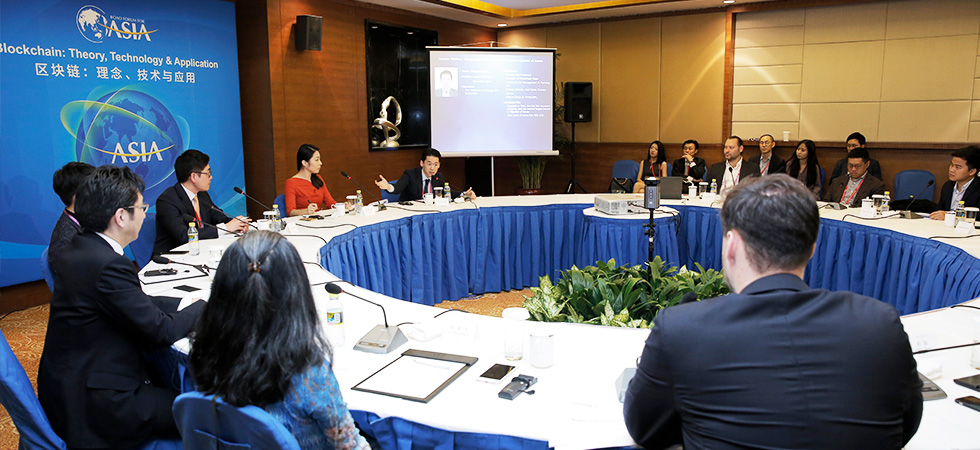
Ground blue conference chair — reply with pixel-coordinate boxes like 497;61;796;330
0;330;65;450
666;162;673;176
894;169;936;201
173;391;301;450
39;247;54;293
611;160;641;192
273;194;287;217
380;180;399;203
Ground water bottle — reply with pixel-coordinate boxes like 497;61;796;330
325;291;346;346
956;200;966;225
187;222;200;256
271;204;282;232
444;182;451;199
709;179;717;195
355;190;364;215
881;191;890;213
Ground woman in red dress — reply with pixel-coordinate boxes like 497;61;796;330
284;144;336;216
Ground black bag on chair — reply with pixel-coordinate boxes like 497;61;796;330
609;178;633;193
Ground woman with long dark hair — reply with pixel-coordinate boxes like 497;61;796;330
189;231;368;449
285;144;337;216
633;140;669;193
786;139;822;198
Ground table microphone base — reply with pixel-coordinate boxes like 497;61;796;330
354;325;407;354
901;210;923;219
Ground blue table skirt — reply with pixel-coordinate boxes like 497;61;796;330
322;203;980;314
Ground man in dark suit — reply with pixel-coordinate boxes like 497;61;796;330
38;165;205;449
375;148;475;202
671;139;707;182
830;131;882;182
624;174;922;450
153;149;249;255
48;162;94;275
706;135;761;194
745;133;786;176
930;145;980;220
823;147;886;207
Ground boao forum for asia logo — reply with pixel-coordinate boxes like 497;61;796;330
76;5;157;44
61;89;188;200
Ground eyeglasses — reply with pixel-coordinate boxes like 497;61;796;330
124;203;149;213
845;144;861;150
847;163;867;170
194;170;213;178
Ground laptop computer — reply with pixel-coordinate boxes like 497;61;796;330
658;176;684;200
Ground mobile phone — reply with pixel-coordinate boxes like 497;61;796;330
953;374;980;393
476;363;515;384
145;269;177;277
173;285;200;292
955;396;980;413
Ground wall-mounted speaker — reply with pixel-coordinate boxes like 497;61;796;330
564;82;592;123
295;15;322;51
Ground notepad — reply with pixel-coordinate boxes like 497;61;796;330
352;349;477;403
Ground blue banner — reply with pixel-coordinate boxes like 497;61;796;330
0;0;245;286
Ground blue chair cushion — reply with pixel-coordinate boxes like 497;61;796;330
381;180;399;203
0;331;66;450
274;194;287;218
173;392;300;450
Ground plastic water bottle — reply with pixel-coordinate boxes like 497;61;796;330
271;204;282;232
444;182;451;199
187;222;200;256
881;191;890;213
355;190;363;215
709;179;717;195
324;292;346;346
956;200;966;225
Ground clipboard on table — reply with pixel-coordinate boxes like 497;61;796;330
352;349;478;403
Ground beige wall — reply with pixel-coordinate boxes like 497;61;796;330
498;11;726;143
733;0;980;143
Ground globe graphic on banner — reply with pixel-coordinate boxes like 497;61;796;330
64;89;183;201
76;6;107;43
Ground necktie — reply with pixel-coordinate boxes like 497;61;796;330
423;178;430;195
192;195;201;223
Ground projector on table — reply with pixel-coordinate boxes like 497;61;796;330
594;194;645;215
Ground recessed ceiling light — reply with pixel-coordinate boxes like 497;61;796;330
498;23;508;27
723;0;735;3
407;31;414;35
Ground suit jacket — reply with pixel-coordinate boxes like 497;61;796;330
47;209;82;276
153;182;231;255
706;159;761;189
831;157;882;182
823;174;886;206
671;156;707;181
937;177;980;211
38;232;205;448
624;273;922;450
746;153;786;176
390;167;458;202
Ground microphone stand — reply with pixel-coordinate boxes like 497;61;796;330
210;205;258;230
340;171;386;211
233;186;274;211
326;282;406;354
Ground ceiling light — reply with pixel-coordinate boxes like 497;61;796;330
723;0;735;3
498;23;508;27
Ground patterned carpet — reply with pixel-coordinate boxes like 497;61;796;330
0;289;531;447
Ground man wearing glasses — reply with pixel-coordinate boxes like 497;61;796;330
823;147;885;207
153;149;249;256
39;165;205;448
746;134;786;176
829;132;882;182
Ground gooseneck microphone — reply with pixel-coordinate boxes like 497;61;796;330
183;214;242;237
210;205;258;230
151;255;206;274
326;282;406;354
339;171;386;211
233;186;274;211
901;179;935;219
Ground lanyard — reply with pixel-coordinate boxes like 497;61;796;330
761;158;771;175
650;160;661;177
841;178;865;205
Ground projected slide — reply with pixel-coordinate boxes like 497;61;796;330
429;48;556;157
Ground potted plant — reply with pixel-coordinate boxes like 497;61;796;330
515;82;570;195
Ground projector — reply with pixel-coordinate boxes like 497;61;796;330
595;194;644;215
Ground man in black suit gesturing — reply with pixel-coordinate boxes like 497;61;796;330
39;165;205;449
153;149;249;255
624;174;922;449
375;148;475;202
706;135;761;195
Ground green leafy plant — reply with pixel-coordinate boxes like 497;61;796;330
522;257;729;328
